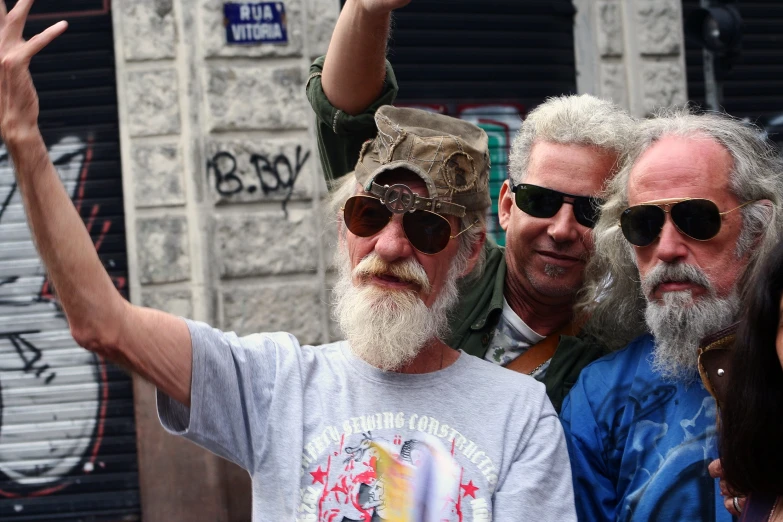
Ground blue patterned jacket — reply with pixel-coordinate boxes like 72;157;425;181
560;334;730;522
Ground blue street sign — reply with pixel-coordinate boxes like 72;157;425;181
224;2;288;45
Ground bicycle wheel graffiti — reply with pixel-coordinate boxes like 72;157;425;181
0;136;118;496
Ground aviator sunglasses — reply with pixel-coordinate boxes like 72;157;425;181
511;183;604;228
619;198;758;247
342;195;477;255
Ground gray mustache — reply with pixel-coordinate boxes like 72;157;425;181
641;263;714;296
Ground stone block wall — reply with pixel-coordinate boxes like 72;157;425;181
573;0;688;116
111;0;339;519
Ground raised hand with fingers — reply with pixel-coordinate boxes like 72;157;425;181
0;0;67;143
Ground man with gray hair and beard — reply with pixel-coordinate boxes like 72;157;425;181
308;0;635;413
1;5;576;518
560;108;783;522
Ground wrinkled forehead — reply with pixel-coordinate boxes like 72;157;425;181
628;134;733;203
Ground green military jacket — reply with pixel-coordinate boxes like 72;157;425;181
306;56;607;412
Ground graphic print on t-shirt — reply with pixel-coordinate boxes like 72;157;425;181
485;298;544;367
297;410;496;522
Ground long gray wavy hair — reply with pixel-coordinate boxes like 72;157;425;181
577;108;783;349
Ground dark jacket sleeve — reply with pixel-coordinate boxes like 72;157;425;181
306;55;399;187
544;334;609;414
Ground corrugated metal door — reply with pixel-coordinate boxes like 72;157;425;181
683;0;783;147
389;0;578;245
0;1;140;520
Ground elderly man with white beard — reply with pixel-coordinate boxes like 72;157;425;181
559;109;783;522
308;0;636;414
0;4;576;519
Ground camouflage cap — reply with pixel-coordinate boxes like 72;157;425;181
354;105;491;218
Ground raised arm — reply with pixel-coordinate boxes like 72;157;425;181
306;0;406;184
321;0;409;115
0;0;192;406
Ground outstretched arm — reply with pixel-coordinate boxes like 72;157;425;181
0;0;192;405
321;0;410;115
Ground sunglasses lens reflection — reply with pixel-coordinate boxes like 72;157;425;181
670;199;722;241
621;199;725;246
403;211;452;255
621;205;666;247
515;185;563;219
343;196;391;237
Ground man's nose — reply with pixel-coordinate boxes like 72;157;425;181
547;203;580;243
374;216;414;262
654;218;689;263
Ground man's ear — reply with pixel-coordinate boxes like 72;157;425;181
749;199;774;247
460;228;487;278
498;180;513;232
757;199;773;216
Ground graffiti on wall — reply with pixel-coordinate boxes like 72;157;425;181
0;136;121;499
206;145;311;217
459;105;523;247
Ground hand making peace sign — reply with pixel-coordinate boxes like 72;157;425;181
0;0;67;144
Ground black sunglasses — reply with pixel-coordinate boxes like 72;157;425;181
619;198;758;247
342;195;477;255
510;183;603;228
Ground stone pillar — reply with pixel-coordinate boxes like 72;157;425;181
112;0;340;520
573;0;688;116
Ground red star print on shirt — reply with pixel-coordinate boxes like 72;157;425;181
310;466;328;484
461;480;479;498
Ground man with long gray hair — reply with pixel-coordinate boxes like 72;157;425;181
560;108;783;521
308;0;635;412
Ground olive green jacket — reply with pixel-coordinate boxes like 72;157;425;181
306;56;607;412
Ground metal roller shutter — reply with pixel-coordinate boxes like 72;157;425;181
0;1;140;520
389;0;577;105
683;0;783;147
341;0;578;245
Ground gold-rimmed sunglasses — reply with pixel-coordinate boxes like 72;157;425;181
619;198;759;247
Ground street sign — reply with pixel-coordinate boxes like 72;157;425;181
224;2;288;45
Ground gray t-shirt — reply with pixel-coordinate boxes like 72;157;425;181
157;320;576;521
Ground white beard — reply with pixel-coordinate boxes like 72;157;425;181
333;250;460;371
642;263;739;384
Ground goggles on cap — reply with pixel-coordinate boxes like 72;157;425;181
511;183;604;229
341;183;477;255
619;197;759;247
